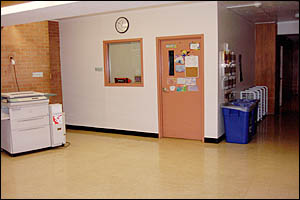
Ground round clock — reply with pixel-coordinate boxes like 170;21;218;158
115;17;129;33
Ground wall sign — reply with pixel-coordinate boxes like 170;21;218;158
32;72;43;77
166;44;177;48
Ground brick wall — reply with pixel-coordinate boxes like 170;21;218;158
1;21;62;105
48;21;63;104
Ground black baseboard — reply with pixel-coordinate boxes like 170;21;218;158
204;134;225;143
66;125;159;138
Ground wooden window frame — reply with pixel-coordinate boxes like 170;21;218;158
103;38;144;87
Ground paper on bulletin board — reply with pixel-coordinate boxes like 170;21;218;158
190;43;200;50
167;77;176;85
176;85;186;92
175;65;185;72
169;86;176;91
188;85;199;91
185;77;196;85
185;67;198;78
185;55;198;67
177;77;186;85
175;56;184;64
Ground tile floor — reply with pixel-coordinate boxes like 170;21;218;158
1;112;299;199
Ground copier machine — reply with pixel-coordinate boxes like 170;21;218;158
1;91;66;155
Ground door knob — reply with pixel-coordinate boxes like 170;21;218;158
162;87;168;92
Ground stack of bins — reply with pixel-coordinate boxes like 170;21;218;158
248;87;264;118
221;99;258;144
240;89;262;121
250;86;268;116
240;86;268;120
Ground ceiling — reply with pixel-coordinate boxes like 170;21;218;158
220;1;299;23
1;1;299;27
1;1;186;27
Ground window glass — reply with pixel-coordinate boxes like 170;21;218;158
103;38;143;86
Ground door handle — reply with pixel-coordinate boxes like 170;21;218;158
162;88;168;92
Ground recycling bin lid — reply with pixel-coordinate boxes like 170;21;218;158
221;102;256;112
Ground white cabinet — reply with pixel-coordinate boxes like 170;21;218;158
11;126;50;153
1;100;51;155
49;104;66;147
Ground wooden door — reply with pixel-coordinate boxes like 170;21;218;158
156;35;204;141
255;23;277;114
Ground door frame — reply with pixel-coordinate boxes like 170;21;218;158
156;34;205;141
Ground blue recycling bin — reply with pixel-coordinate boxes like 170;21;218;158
230;99;259;136
222;100;257;144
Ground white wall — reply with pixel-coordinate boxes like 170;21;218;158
60;2;219;137
217;2;256;137
277;20;299;35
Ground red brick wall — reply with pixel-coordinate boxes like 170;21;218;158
1;21;62;104
48;21;63;104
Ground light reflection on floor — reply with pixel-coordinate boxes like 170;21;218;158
1;112;299;199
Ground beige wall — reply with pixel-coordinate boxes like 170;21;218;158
59;2;219;137
217;2;256;137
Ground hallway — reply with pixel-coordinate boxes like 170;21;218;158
1;112;299;199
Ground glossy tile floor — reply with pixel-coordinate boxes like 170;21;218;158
1;112;299;199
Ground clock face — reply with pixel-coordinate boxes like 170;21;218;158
115;17;129;33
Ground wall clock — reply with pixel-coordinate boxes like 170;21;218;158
115;17;129;33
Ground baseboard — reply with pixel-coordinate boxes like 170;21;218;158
204;134;225;143
66;124;159;138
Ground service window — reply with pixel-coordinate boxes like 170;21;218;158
103;38;144;86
